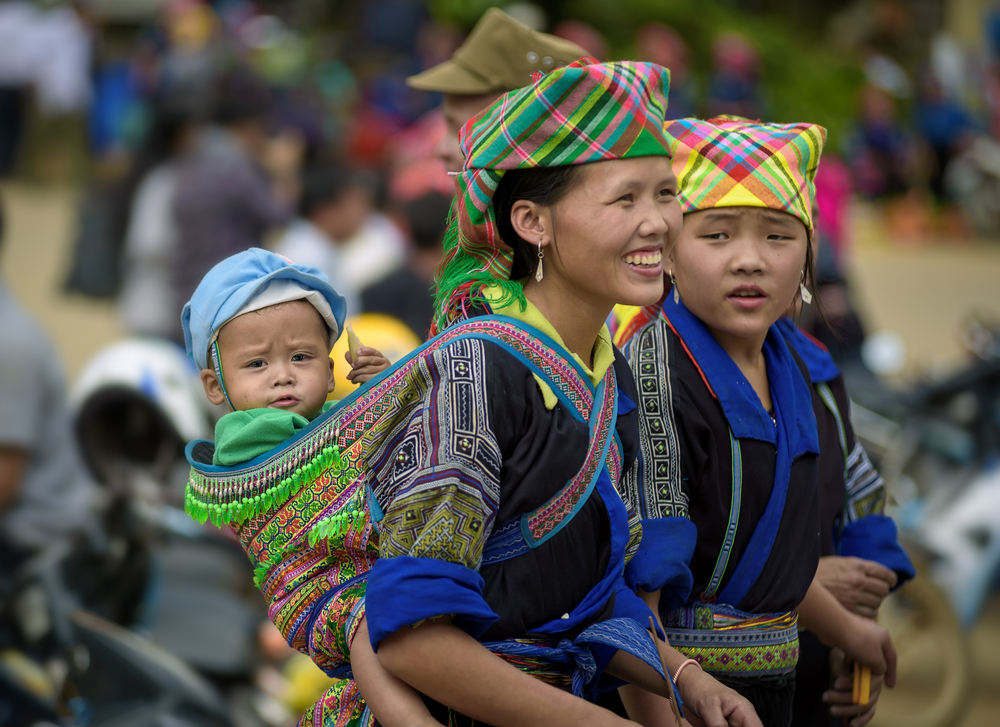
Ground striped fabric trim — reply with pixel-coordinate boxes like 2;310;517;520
844;440;887;522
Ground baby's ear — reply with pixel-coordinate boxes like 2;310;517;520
326;354;336;394
200;369;227;406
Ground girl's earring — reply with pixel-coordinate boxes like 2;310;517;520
799;271;813;305
669;270;680;304
535;240;544;283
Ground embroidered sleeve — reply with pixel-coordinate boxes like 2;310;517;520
621;318;688;520
362;339;503;646
844;440;887;522
365;338;502;567
830;380;887;522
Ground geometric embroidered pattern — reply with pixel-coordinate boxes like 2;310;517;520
815;382;887;523
297;678;373;727
380;486;489;567
844;441;887;522
673;640;800;676
620;314;688;519
664;604;799;676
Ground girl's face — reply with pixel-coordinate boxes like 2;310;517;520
671;207;808;345
533;156;681;311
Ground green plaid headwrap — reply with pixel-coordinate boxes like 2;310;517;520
432;57;672;333
666;116;827;232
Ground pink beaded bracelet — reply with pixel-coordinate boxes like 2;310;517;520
672;658;702;685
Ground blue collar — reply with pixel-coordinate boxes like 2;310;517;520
774;318;841;384
662;295;818;456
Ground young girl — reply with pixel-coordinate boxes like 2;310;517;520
614;117;896;727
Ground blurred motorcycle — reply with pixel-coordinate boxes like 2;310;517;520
0;535;233;727
945;134;1000;238
850;315;1000;727
68;338;273;723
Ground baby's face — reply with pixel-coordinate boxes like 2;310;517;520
203;300;334;419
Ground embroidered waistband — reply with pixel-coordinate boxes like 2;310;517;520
664;604;799;676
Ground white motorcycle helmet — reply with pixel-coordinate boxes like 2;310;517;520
71;337;213;495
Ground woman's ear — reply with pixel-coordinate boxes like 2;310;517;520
510;199;550;249
200;369;227;406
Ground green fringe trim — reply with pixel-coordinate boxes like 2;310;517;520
185;437;367;590
432;206;527;333
183;442;346;527
253;555;281;589
249;490;365;590
306;493;365;548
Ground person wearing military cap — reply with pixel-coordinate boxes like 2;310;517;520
407;7;588;172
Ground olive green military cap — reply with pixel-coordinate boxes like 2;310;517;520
407;7;588;94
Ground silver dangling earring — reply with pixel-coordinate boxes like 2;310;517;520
799;271;813;305
535;240;544;283
669;269;680;304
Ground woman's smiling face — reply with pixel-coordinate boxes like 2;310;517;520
670;206;809;344
532;156;681;310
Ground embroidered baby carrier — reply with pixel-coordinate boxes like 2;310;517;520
184;315;649;723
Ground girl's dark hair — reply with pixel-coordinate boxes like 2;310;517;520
799;227;834;334
492;165;583;280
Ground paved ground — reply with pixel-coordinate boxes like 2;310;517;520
3;184;1000;724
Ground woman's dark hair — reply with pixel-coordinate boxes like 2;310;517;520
492;165;583;280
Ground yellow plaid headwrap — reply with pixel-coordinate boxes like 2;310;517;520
666;117;827;231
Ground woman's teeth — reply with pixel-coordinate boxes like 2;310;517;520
733;290;763;297
624;251;662;267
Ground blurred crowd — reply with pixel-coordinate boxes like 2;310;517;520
0;0;998;348
3;0;1000;720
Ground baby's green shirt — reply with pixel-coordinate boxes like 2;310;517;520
212;401;336;466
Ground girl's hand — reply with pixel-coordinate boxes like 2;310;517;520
822;648;884;727
677;668;763;727
345;346;391;383
838;614;897;688
815;556;896;619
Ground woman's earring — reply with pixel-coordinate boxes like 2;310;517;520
669;270;680;304
799;271;813;305
535;240;544;283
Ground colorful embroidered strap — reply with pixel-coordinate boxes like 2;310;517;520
817;380;852;551
664;603;799;676
701;431;743;600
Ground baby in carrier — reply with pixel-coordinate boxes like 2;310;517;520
181;248;441;726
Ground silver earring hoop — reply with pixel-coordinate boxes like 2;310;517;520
535;240;544;283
